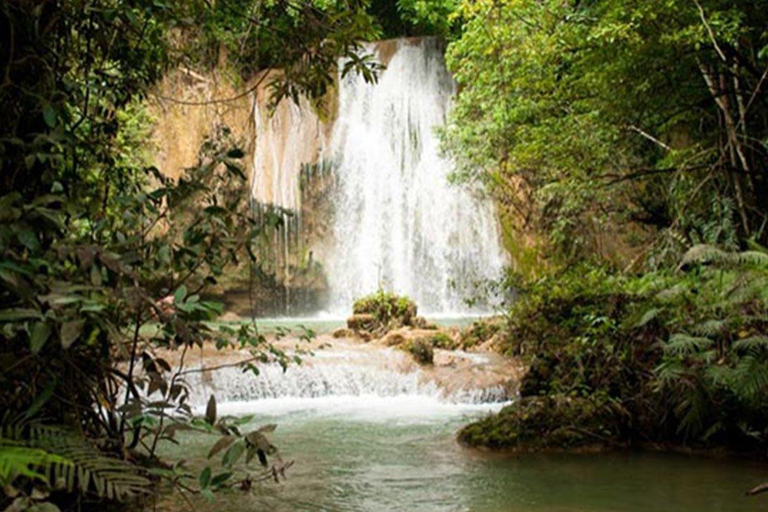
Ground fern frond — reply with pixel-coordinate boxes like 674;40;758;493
680;244;728;267
664;333;713;356
0;441;71;486
675;386;709;438
733;336;768;353
633;307;662;328
730;355;768;401
1;425;151;501
732;251;768;266
28;426;151;501
691;319;727;337
681;244;768;269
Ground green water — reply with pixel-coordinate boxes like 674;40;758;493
207;314;487;335
159;397;767;512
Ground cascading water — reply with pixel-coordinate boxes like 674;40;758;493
249;38;507;316
324;38;507;315
184;346;511;409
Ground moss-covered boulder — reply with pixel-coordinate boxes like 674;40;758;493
346;313;377;333
459;394;627;451
459;317;503;349
348;290;417;335
402;337;434;365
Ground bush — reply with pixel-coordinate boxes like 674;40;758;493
460;318;502;349
351;290;417;333
430;332;457;349
459;394;627;450
403;338;434;365
464;249;768;455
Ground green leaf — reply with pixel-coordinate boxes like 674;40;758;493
0;308;41;322
244;431;271;451
199;466;212;488
210;471;233;488
30;321;52;354
207;436;235;459
28;503;62;512
221;440;245;467
205;395;216;425
200;488;215;502
61;320;85;349
25;378;57;418
174;285;187;304
43;105;57;128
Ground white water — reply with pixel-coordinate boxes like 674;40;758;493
186;357;509;411
324;38;507;314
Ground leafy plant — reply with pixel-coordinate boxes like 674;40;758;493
351;290;417;333
0;0;378;509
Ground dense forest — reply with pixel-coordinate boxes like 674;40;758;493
2;0;768;510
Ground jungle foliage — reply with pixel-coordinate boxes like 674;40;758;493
444;0;768;264
444;0;768;464
461;245;768;454
0;0;379;510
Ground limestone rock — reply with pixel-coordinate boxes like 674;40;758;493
332;328;354;339
347;314;376;332
381;332;406;346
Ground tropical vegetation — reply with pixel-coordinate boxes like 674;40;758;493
3;0;768;509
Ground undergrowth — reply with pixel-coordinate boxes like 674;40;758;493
461;245;768;455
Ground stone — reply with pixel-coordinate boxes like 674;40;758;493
381;332;406;346
332;328;353;339
347;314;376;332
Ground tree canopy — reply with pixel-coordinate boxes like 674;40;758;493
443;0;768;264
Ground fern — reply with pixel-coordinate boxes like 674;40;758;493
690;319;727;337
633;307;661;328
731;355;768;401
664;333;713;356
681;244;768;268
733;335;768;353
1;425;151;501
0;442;70;486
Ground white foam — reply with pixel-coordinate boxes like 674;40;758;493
207;394;509;425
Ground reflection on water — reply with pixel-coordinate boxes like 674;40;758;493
157;396;767;512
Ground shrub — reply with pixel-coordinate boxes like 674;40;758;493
464;248;768;454
430;332;456;349
403;338;434;365
460;318;502;349
351;290;417;333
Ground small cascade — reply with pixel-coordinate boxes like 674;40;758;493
184;358;510;407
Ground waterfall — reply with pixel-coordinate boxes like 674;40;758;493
324;38;507;315
249;38;508;316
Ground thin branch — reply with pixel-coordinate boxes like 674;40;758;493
693;0;727;63
628;125;671;151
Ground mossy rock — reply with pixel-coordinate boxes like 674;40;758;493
351;290;417;334
347;313;377;332
460;318;502;349
430;332;457;350
458;394;627;451
402;337;434;365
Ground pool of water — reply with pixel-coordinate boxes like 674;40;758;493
158;396;767;512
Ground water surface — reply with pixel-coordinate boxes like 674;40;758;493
159;396;766;512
